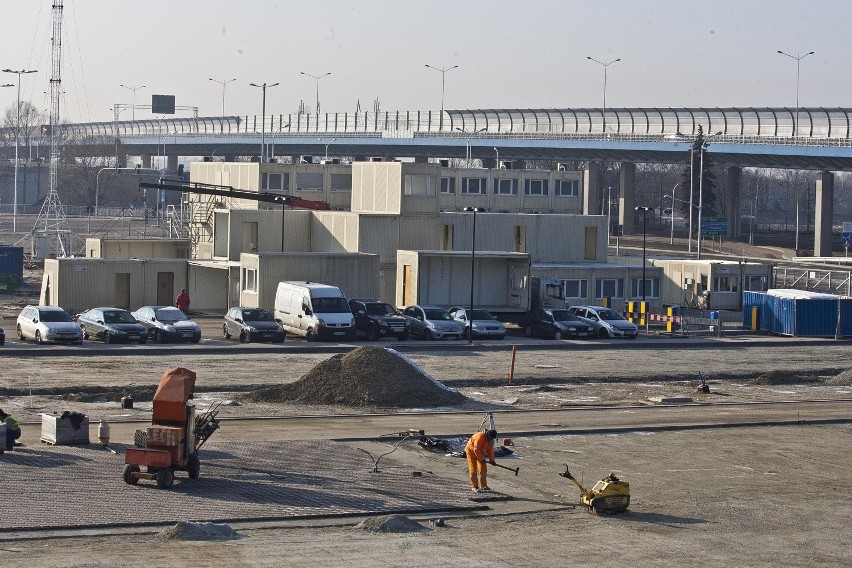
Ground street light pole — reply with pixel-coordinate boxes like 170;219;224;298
697;131;723;260
635;206;650;304
493;147;499;168
425;64;458;131
208;77;236;116
320;137;337;161
463;207;482;344
119;84;145;121
777;50;814;138
300;71;330;114
249;81;279;163
455;127;486;167
670;183;679;245
3;68;38;233
586;56;620;133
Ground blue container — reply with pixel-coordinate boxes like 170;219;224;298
744;291;852;337
709;311;719;320
0;246;24;278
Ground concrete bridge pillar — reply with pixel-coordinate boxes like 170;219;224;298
167;154;179;173
619;163;636;235
726;166;742;239
141;154;152;169
815;171;835;257
583;162;602;216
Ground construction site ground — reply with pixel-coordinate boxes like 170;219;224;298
1;336;851;567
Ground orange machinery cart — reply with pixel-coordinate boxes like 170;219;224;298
123;367;221;489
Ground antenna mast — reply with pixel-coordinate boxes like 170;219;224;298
34;0;70;257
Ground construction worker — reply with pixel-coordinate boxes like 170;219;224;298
0;408;21;450
175;288;190;313
464;428;497;492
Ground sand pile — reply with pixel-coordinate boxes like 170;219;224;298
823;368;852;386
245;346;466;408
156;521;240;541
353;514;427;533
750;371;821;385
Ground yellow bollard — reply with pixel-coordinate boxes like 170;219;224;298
640;301;647;327
667;306;674;333
751;306;758;331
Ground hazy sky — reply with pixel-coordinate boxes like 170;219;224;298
1;0;849;124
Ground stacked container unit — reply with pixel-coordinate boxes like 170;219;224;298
744;289;852;337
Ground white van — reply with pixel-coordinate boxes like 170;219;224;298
274;281;355;341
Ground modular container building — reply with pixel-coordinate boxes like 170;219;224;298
396;250;531;317
650;259;773;310
85;238;190;259
42;258;188;315
0;246;24;278
743;289;852;337
238;252;380;311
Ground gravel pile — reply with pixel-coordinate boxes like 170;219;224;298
822;367;852;386
244;346;467;408
156;520;240;541
353;514;428;533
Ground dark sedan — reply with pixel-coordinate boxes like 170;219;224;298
524;308;593;340
78;307;148;344
223;307;285;343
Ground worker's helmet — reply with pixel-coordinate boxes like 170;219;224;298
486;429;498;440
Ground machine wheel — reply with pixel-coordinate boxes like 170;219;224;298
524;325;533;337
306;329;317;342
366;326;379;342
156;468;175;489
154;330;164;344
17;324;24;341
223;325;231;339
104;332;113;344
598;328;610;339
187;455;201;479
35;331;44;345
123;464;140;485
553;330;563;340
239;331;249;343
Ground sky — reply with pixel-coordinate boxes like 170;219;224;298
1;0;850;124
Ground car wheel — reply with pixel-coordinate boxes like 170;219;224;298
524;325;533;337
463;328;471;340
154;330;163;344
155;468;174;489
35;330;43;345
17;325;25;341
104;332;112;344
192;336;201;344
83;330;90;340
306;329;317;342
495;334;505;340
239;331;249;343
366;326;379;341
223;325;231;339
423;329;433;340
138;338;147;345
122;464;140;485
598;328;610;339
398;332;409;341
553;330;563;340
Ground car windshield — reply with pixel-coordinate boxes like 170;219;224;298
39;310;73;323
424;308;452;321
550;310;579;322
312;297;350;313
366;303;396;316
242;309;273;321
103;310;137;324
470;309;495;320
596;308;625;321
155;308;188;323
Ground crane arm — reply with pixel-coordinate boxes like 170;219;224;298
139;180;332;210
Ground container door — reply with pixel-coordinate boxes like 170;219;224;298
584;226;597;260
115;273;131;309
403;265;413;307
157;272;175;306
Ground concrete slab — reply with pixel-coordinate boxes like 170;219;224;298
0;440;481;531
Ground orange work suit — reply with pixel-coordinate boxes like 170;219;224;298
464;431;495;489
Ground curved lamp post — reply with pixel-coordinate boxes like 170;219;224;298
300;71;330;114
455;127;486;167
208;77;236;116
586;56;620;133
777;50;814;139
463;206;483;344
119;83;145;121
249;81;279;162
3;68;38;233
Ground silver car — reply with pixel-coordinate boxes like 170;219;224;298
16;305;83;345
448;307;506;340
402;305;463;340
568;305;639;339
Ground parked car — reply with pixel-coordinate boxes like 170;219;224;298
223;307;285;343
402;305;464;340
349;299;409;341
78;307;148;344
0;326;5;345
568;305;639;339
130;306;201;343
524;308;593;340
16;305;83;345
448;307;506;340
